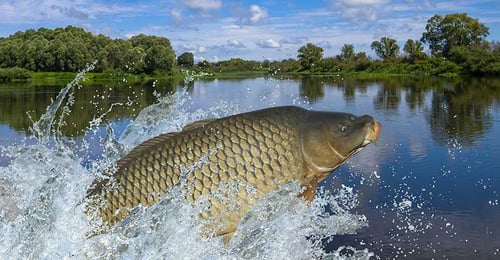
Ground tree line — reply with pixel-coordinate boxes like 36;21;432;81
185;13;499;77
1;13;499;81
0;25;176;77
267;13;499;77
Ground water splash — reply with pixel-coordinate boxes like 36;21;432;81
118;91;239;148
29;61;97;146
181;69;213;85
0;69;373;259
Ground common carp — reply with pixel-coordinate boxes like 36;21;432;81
85;106;381;240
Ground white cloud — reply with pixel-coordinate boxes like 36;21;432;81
185;39;248;59
229;4;268;25
170;9;182;21
337;0;390;6
223;24;242;29
280;36;307;45
0;0;146;25
177;43;207;54
1;0;499;62
256;39;280;48
332;0;391;22
51;5;89;20
249;5;267;24
317;41;334;49
198;46;207;52
194;55;205;62
183;0;222;10
226;39;246;48
124;33;137;39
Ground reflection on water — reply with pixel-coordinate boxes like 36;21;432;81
0;79;178;136
0;76;499;258
429;78;497;146
2;76;499;145
299;76;324;102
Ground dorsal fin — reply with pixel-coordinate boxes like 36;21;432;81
182;118;218;132
115;118;218;169
116;132;178;169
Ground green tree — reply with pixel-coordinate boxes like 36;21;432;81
320;57;340;72
340;44;355;60
197;60;211;68
261;59;271;68
371;37;400;60
145;45;176;73
124;47;146;73
421;13;489;58
353;52;371;71
297;43;324;71
130;34;172;50
177;52;194;67
130;34;176;73
403;39;426;63
0;39;21;68
270;58;301;73
448;43;500;75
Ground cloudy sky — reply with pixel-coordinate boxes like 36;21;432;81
1;0;499;62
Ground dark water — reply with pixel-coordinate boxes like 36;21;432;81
1;76;499;258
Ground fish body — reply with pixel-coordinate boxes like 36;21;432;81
86;106;380;239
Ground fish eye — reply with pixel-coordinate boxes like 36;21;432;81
340;125;348;132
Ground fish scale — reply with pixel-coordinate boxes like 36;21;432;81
86;106;307;234
85;105;381;240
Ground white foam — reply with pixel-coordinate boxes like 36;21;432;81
0;69;372;259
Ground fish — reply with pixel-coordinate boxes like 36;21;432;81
85;106;381;241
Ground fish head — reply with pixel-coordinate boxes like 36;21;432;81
301;111;381;180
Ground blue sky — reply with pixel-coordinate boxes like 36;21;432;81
1;0;500;62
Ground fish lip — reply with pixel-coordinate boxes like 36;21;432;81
361;139;372;147
361;121;381;147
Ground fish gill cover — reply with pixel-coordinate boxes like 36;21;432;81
0;64;373;259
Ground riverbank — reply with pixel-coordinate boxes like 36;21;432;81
1;69;465;87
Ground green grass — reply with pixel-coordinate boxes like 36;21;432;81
28;71;184;86
23;70;456;87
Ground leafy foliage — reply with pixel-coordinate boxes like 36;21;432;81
371;37;400;60
177;52;194;67
297;43;324;71
0;67;32;81
340;44;355;60
0;26;176;74
0;13;499;77
421;13;489;58
403;39;426;63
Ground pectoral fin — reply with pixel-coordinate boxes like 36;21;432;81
299;179;318;202
215;224;237;244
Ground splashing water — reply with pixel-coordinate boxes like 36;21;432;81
0;68;373;259
29;62;97;145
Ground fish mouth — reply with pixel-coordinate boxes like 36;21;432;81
347;120;381;159
361;121;381;147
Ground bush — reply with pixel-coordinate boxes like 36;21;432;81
0;67;32;82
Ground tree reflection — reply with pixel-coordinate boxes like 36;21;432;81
1;76;499;145
373;79;402;111
428;78;500;146
403;77;444;110
299;76;324;103
0;79;178;136
405;84;426;110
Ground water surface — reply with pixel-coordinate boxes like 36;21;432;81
0;75;499;258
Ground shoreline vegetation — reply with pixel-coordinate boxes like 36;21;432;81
1;13;500;84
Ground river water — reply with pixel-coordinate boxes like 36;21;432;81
0;71;499;259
